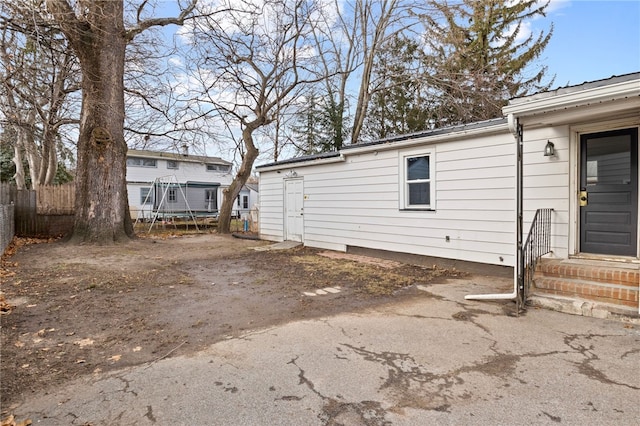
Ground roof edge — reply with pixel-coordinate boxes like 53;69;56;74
256;117;508;170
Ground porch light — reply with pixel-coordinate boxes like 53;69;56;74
544;140;555;157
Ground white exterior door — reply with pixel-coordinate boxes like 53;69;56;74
285;178;304;242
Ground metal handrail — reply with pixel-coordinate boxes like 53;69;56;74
518;208;553;310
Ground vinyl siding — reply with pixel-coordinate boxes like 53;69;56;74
521;126;570;258
126;157;232;218
259;129;517;266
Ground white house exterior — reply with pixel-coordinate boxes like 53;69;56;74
236;183;259;218
126;149;233;220
257;73;640;311
506;74;640;261
259;119;516;266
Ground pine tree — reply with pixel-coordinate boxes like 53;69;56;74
422;0;554;125
291;91;350;155
364;35;434;140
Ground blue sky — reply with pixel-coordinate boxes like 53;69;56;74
538;0;640;87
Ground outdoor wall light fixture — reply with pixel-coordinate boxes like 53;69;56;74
285;170;298;178
544;140;555;157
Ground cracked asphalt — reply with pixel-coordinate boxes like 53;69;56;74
13;277;640;425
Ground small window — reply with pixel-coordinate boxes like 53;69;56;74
127;157;157;167
140;187;153;205
242;195;249;209
206;163;231;173
400;151;434;210
166;160;179;169
167;188;177;203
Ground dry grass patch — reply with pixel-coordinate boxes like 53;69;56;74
290;254;446;296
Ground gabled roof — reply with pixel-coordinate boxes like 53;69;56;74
127;149;231;165
244;183;259;193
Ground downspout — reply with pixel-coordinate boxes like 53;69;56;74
465;113;523;303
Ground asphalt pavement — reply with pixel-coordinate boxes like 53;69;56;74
13;276;640;425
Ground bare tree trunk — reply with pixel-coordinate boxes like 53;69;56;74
47;0;133;243
218;125;259;234
21;117;41;189
350;0;399;145
70;37;133;242
12;142;26;190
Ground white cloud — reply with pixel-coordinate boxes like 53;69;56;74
545;0;571;14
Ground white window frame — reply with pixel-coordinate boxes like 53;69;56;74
206;163;231;173
140;187;153;205
205;189;217;211
166;160;179;170
127;157;157;168
167;188;177;203
398;148;435;210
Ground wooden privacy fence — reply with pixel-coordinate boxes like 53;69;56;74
0;182;75;237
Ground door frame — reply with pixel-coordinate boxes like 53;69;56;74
570;120;640;259
284;177;304;242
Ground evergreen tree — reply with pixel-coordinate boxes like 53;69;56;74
364;35;434;141
421;0;554;125
0;128;18;183
291;90;350;155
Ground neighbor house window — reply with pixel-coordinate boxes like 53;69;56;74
205;189;217;211
166;160;179;169
242;195;249;209
400;150;434;210
140;187;153;205
167;188;177;203
206;163;231;173
127;157;157;167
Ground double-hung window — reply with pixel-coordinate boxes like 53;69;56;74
140;187;153;205
400;150;434;210
168;188;177;203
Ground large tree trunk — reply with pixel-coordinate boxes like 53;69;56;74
47;0;133;243
70;31;132;241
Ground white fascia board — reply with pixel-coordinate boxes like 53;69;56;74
503;79;640;117
256;154;346;172
128;150;230;165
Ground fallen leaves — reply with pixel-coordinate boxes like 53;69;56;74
1;414;32;426
108;354;121;362
74;338;94;348
0;294;13;314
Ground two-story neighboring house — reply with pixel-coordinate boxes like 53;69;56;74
126;149;234;220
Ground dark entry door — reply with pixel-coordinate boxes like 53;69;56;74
580;128;638;256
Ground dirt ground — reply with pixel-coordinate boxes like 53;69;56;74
0;232;464;412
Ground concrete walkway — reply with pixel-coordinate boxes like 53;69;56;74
13;278;640;425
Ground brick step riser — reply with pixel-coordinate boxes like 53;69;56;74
534;277;639;308
536;268;638;287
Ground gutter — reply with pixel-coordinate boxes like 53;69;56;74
256;153;346;172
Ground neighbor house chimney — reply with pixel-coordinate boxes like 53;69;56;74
181;144;189;156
